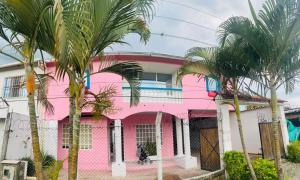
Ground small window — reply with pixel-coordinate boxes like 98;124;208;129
62;124;70;149
3;76;26;98
157;73;172;83
140;72;156;81
62;124;92;149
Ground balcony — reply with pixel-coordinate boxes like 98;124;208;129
122;82;182;104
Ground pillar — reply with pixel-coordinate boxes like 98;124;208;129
278;105;289;153
156;112;163;180
175;117;183;157
216;100;232;168
175;118;197;169
112;119;126;177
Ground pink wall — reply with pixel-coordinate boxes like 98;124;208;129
58;117;110;170
57;113;174;170
122;113;174;161
45;57;217;121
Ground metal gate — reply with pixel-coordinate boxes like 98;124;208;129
259;122;285;159
200;128;220;171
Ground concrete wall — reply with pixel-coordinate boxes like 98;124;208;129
3;113;57;160
229;107;272;154
0;119;5;150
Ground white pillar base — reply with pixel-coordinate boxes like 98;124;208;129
175;156;197;169
112;162;126;177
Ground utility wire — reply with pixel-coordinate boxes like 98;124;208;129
151;32;216;46
154;15;216;32
160;0;225;21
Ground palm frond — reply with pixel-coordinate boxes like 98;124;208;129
99;61;142;106
83;86;116;119
35;73;55;115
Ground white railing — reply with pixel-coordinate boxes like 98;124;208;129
122;83;183;104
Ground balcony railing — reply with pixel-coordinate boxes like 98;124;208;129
122;83;182;104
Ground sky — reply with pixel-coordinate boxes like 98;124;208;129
0;0;299;106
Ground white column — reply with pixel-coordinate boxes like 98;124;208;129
175;118;197;169
112;119;126;177
175;117;183;157
156;112;163;180
216;100;232;168
183;119;191;158
278;105;289;153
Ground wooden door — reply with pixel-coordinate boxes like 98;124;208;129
200;128;220;171
259;122;285;159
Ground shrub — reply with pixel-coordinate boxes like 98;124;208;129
252;158;277;180
223;151;250;180
144;141;157;156
21;153;56;177
287;141;300;163
42;153;56;168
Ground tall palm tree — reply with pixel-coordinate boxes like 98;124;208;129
178;40;259;179
218;0;300;179
0;1;56;179
54;0;155;179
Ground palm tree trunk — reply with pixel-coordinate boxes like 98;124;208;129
68;96;75;180
270;83;284;180
25;66;44;180
233;86;257;180
69;84;84;180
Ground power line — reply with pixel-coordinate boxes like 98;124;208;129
154;15;216;32
151;32;216;46
160;0;225;21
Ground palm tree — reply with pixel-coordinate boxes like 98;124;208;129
178;40;259;179
218;0;300;179
0;1;56;179
54;0;155;179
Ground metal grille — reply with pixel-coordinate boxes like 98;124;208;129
3;76;26;98
62;123;92;149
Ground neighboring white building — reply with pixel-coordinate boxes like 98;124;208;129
229;106;289;156
0;62;58;160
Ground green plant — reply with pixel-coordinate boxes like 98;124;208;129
42;153;56;169
252;158;277;180
223;151;251;180
287;141;300;163
46;159;65;180
21;157;35;177
21;153;57;177
144;140;157;156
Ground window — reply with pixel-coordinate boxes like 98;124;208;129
138;72;173;88
62;124;70;149
136;124;162;146
3;76;26;98
62;124;92;149
80;124;92;149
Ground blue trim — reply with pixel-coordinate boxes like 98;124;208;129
122;86;182;91
85;69;90;89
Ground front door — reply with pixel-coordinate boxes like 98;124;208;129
200;128;220;171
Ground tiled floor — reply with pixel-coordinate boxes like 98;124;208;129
59;166;209;180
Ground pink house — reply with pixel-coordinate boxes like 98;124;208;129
44;52;229;177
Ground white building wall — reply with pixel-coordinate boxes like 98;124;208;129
0;66;43;116
229;107;272;154
0;64;57;159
